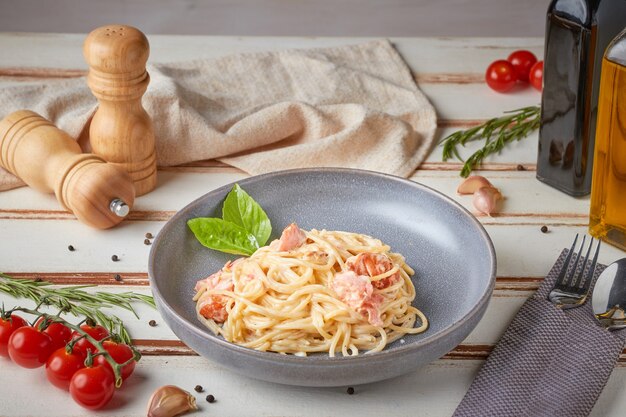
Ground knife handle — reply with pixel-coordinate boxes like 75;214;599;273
0;110;135;229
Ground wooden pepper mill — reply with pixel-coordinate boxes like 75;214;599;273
0;110;135;229
83;25;157;196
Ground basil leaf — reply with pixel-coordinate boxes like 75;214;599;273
222;184;272;246
187;217;259;256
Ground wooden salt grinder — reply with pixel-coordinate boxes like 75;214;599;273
83;25;157;196
0;110;135;229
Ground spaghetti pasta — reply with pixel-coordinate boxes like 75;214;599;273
193;224;428;356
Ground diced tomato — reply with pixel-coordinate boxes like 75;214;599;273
199;298;229;323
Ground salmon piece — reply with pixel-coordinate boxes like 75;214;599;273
331;271;384;326
346;253;400;289
194;272;218;293
332;271;372;309
361;293;384;327
195;271;234;323
270;223;307;251
194;271;233;292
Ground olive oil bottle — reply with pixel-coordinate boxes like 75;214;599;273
589;29;626;250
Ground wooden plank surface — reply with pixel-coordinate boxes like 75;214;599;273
0;169;588;219
1;357;624;417
0;35;543;74
0;34;624;417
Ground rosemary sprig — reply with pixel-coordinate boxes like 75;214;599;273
0;272;155;345
440;105;540;177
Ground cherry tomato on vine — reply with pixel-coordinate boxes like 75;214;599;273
0;314;27;357
46;347;86;390
35;317;72;351
70;324;109;354
529;60;544;91
70;365;115;410
485;60;517;93
507;50;538;82
94;340;136;381
8;326;55;368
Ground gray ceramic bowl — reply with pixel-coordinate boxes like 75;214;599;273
148;168;496;386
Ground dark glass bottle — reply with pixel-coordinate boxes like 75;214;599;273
537;0;626;196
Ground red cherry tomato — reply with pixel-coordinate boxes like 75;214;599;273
35;317;72;351
70;324;109;354
507;50;538;82
485;60;517;93
70;365;115;410
46;347;86;390
0;314;28;357
94;341;136;381
529;60;544;91
8;326;55;368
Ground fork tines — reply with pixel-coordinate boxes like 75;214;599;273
553;234;601;293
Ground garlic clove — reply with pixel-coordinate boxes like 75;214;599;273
472;186;503;216
457;175;495;195
147;385;198;417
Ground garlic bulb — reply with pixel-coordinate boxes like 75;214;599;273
472;186;503;216
147;385;198;417
457;175;495;195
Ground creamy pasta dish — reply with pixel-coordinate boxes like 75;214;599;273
193;223;428;356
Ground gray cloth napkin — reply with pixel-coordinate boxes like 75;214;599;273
453;249;626;417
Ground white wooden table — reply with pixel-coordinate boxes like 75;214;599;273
0;34;625;417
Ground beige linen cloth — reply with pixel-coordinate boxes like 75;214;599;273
0;40;436;191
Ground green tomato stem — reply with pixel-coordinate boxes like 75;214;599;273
13;307;135;388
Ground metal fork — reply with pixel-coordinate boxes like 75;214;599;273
548;234;601;309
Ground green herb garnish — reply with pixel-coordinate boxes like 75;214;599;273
188;184;272;256
0;273;155;344
188;217;260;255
222;184;271;245
440;105;540;177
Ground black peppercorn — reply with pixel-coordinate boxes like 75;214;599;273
149;319;157;327
541;225;549;233
206;394;215;403
114;274;122;282
347;387;355;395
145;232;153;239
144;239;152;245
68;245;75;252
194;385;203;393
111;255;119;262
516;164;526;171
